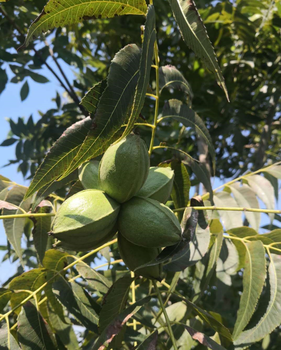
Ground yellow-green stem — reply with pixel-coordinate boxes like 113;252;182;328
0;212;55;220
153;281;178;350
173;206;281;214
148;41;160;156
0;238;117;323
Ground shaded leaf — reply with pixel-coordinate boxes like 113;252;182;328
60;44;142;179
118;5;156;139
53;277;99;333
0;288;12;313
184;325;227;350
76;262;111;294
161;99;216;170
159;65;193;99
99;274;133;332
232;241;266;340
25;117;92;199
0;324;20;350
3;186;31;266
0;138;18;147
22;0;147;48
80;80;106;117
229;183;260;231
47;308;79;350
135;331;158;350
234;254;281;347
20;81;29;101
31;204;52;265
0;68;8;95
18;301;56;350
92;296;151;350
42;249;68;271
168;0;228;99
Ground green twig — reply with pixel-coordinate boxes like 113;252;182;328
0;213;55;220
173;206;281;214
153;280;178;350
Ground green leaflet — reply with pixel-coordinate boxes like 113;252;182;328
232;241;266;340
59;44;142;179
118;5;156;139
135;331;158;350
99;274;133;332
76;262;112;294
25;117;92;199
168;0;229;100
3;186;30;266
159;65;193;100
159;99;216;171
184;325;227;350
228;183;260;231
0;288;12;313
213;191;243;230
80;80;107;117
53;277;99;333
18;301;57;350
234;254;281;347
21;0;147;48
246;175;275;221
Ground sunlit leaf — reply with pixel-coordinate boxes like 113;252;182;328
119;5;156;139
168;0;228;100
234;254;281;347
0;288;12;313
22;0;147;48
213;191;243;230
0;324;20;350
60;44;142;179
232;241;266;340
25;117;92;199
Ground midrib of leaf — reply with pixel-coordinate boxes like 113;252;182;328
36;303;47;350
160;80;189;93
169;0;229;100
25;1;146;47
26;144;80;198
232;241;265;339
62;68;140;178
234;251;281;347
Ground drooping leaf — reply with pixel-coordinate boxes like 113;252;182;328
156;146;213;202
232;241;266;340
228;183;260;231
47;308;79;350
159;65;193;100
0;324;20;350
60;44;142;179
263;164;281;179
9;268;47;313
213;191;243;230
80;80;107;117
92;296;151;350
184;326;227;350
53;277;99;333
234;254;281;347
246;175;275;221
20;81;29;101
119;5;156;139
160;159;190;220
25;117;92;199
3;186;31;265
193;219;224;302
99;274;133;332
31;203;53;265
18;301;56;350
160;99;216;170
0;288;12;313
76;262;112;294
22;0;147;48
168;0;228;100
135;331;158;350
